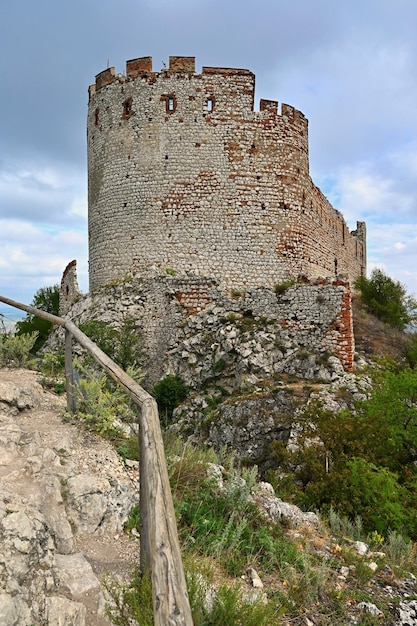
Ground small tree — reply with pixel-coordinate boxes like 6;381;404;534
152;375;188;423
16;285;60;353
79;318;143;371
355;269;417;330
0;332;38;368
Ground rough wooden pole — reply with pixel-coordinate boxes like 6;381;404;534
0;295;194;626
64;329;76;413
65;321;193;626
0;295;65;327
139;398;193;625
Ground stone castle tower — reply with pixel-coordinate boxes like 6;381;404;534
87;55;366;293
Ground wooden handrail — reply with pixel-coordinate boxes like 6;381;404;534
0;294;194;626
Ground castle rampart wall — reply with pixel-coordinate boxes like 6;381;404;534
63;275;355;388
87;56;365;294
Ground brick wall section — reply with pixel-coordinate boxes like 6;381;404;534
325;281;355;371
169;56;196;73
87;55;366;294
175;284;212;316
126;56;153;77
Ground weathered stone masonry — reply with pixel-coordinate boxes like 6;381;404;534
87;55;366;293
77;55;367;374
62;274;356;384
59;260;82;316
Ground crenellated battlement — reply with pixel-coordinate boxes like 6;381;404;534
88;56;306;128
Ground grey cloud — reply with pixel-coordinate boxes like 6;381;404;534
1;0;417;300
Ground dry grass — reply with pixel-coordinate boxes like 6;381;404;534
352;294;409;361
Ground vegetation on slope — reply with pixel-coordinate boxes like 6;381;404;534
104;436;417;626
267;366;417;538
4;271;417;623
15;284;60;353
354;268;417;331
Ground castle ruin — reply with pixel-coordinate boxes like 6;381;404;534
87;56;366;293
60;56;367;376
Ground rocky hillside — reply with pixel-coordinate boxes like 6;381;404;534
0;368;138;626
3;278;417;624
352;295;410;361
2;366;417;625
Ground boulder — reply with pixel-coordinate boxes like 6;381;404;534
65;474;136;535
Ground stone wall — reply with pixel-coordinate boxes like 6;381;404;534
61;273;355;386
87;55;366;294
59;260;82;316
168;276;355;388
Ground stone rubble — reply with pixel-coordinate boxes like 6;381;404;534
52;274;357;385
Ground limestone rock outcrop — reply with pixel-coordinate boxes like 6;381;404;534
0;369;138;626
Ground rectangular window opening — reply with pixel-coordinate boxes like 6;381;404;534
164;94;177;114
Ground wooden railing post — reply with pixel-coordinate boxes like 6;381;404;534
64;321;193;626
139;397;193;625
64;329;76;412
0;294;194;626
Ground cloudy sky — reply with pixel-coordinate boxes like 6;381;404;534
1;0;417;321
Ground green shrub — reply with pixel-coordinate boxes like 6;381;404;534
72;361;137;436
39;349;66;392
343;458;407;534
230;288;246;300
124;504;140;533
79;317;143;371
212;359;227;373
0;331;38;368
74;372;119;436
383;530;414;569
355;269;417;330
152;375;188;422
79;320;118;358
40;349;65;377
116;436;139;462
116;318;144;371
225;312;243;323
404;332;417;368
274;279;296;295
104;570;153;626
327;507;364;541
15;285;59;353
206;583;280;625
